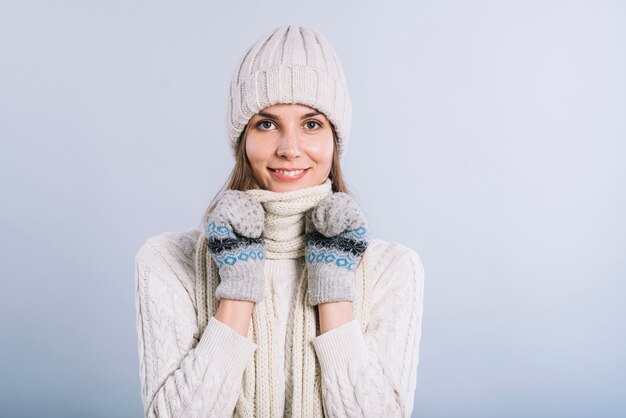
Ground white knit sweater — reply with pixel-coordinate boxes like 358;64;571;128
135;228;424;417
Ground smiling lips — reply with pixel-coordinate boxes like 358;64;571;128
268;167;310;181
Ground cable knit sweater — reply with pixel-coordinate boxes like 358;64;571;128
135;225;424;417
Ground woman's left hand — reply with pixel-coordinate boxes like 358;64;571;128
305;192;369;306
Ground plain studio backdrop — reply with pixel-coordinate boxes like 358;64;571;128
1;1;624;417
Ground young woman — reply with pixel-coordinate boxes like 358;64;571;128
135;25;425;418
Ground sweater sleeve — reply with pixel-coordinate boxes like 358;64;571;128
134;234;256;418
311;246;425;418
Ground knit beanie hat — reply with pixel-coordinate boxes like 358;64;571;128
227;25;352;160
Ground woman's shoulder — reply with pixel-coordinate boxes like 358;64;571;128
365;237;425;287
135;229;203;299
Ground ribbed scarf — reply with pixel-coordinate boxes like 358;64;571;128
194;178;372;417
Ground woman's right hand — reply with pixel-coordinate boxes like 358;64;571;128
205;190;266;302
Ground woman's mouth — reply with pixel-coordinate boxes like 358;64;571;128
268;167;311;182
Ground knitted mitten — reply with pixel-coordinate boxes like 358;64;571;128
305;192;369;306
205;190;266;302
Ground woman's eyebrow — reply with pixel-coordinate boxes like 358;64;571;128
256;111;322;119
256;111;279;119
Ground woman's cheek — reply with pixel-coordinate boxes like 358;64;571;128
307;135;334;162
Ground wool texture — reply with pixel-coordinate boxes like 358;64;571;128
195;179;371;417
305;192;370;305
205;190;266;302
134;182;425;417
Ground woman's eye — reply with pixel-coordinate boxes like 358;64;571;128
305;120;321;130
257;120;276;130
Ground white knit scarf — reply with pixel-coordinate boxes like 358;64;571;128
194;178;372;417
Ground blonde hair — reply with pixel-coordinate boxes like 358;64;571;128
199;122;350;230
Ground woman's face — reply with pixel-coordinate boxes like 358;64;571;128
245;103;334;192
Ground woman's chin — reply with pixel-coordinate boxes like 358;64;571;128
268;183;308;192
266;179;317;193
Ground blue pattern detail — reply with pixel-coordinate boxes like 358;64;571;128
206;220;237;239
305;245;361;271
211;243;265;268
206;219;266;268
350;226;368;238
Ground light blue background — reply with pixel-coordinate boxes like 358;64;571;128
1;1;624;417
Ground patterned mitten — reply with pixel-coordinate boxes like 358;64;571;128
305;192;369;306
205;190;266;302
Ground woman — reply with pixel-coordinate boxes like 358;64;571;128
135;25;425;418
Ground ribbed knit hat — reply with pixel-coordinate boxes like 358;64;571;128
227;25;352;160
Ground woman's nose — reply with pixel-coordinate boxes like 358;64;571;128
276;128;301;159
